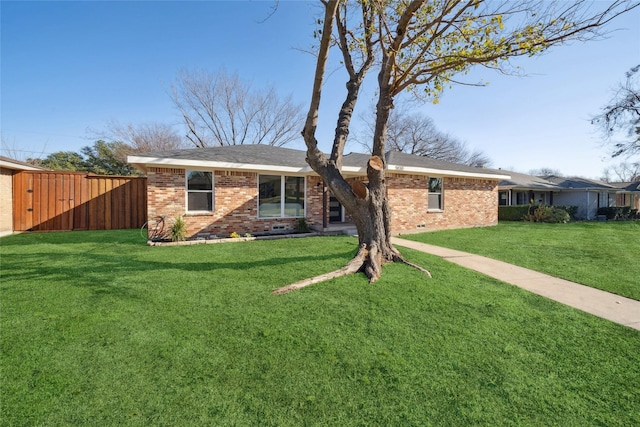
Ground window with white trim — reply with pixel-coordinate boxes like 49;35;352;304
186;171;213;212
258;175;305;218
428;177;443;210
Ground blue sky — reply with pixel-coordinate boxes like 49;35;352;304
2;0;638;178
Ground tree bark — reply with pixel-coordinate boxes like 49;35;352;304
272;0;430;295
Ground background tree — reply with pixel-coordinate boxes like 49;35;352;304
99;120;188;153
29;140;137;175
276;0;638;293
593;65;640;157
81;140;137;175
170;68;305;148
360;108;492;166
29;151;87;171
600;161;640;182
2;134;47;162
529;167;562;177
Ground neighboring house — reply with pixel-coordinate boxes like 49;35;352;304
498;172;625;220
128;145;510;238
497;171;560;206
610;181;640;211
0;156;45;236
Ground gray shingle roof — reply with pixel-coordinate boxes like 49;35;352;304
498;171;561;189
498;172;628;191
609;181;640;191
134;145;308;168
385;150;504;176
542;175;614;190
130;145;508;178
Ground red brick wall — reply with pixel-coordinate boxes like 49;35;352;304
147;168;322;238
147;168;498;238
306;176;324;227
387;174;498;233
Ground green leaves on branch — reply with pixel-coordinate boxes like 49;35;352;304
332;0;632;103
32;140;138;175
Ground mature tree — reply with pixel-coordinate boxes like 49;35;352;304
31;140;137;175
100;120;188;153
170;69;305;148
593;65;640;157
81;140;137;175
529;167;562;177
601;161;640;182
361;108;491;166
275;0;638;293
30;151;87;171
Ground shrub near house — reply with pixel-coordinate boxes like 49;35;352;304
597;206;639;220
499;204;577;223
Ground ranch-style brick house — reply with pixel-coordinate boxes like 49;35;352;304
128;145;510;238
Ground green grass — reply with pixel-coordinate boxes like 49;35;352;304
1;230;639;426
401;221;640;301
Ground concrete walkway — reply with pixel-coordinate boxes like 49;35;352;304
392;237;640;331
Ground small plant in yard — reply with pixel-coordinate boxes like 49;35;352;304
296;218;310;233
170;215;187;242
244;232;253;238
230;231;240;238
523;204;570;223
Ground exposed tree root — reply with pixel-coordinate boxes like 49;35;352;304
272;243;431;295
390;245;432;278
392;253;432;278
272;244;368;295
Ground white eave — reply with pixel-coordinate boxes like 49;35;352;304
127;155;315;174
0;158;44;171
387;164;511;180
128;155;511;180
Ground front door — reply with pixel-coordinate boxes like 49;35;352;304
329;196;343;223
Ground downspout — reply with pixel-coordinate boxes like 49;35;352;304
586;190;590;220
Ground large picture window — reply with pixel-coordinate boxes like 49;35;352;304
186;171;213;212
428;177;443;210
259;175;305;218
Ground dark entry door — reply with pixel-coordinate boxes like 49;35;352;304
329;196;343;223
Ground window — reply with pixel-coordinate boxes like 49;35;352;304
498;191;509;206
428;177;443;210
186;171;213;212
259;175;305;218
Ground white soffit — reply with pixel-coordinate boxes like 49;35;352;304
127;156;512;180
387;164;511;180
126;156;314;174
0;159;43;171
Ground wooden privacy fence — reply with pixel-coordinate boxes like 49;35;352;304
13;171;147;231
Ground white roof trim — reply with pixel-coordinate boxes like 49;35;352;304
128;155;511;180
387;164;510;180
0;159;43;171
127;156;314;174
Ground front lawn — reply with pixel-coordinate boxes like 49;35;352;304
1;230;639;425
402;221;640;301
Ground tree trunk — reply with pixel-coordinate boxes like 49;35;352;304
271;0;429;295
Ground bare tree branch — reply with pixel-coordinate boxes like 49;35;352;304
170;69;305;148
593;64;640;157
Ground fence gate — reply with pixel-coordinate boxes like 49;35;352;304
13;171;147;231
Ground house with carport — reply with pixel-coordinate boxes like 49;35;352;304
498;171;631;220
128;145;510;239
